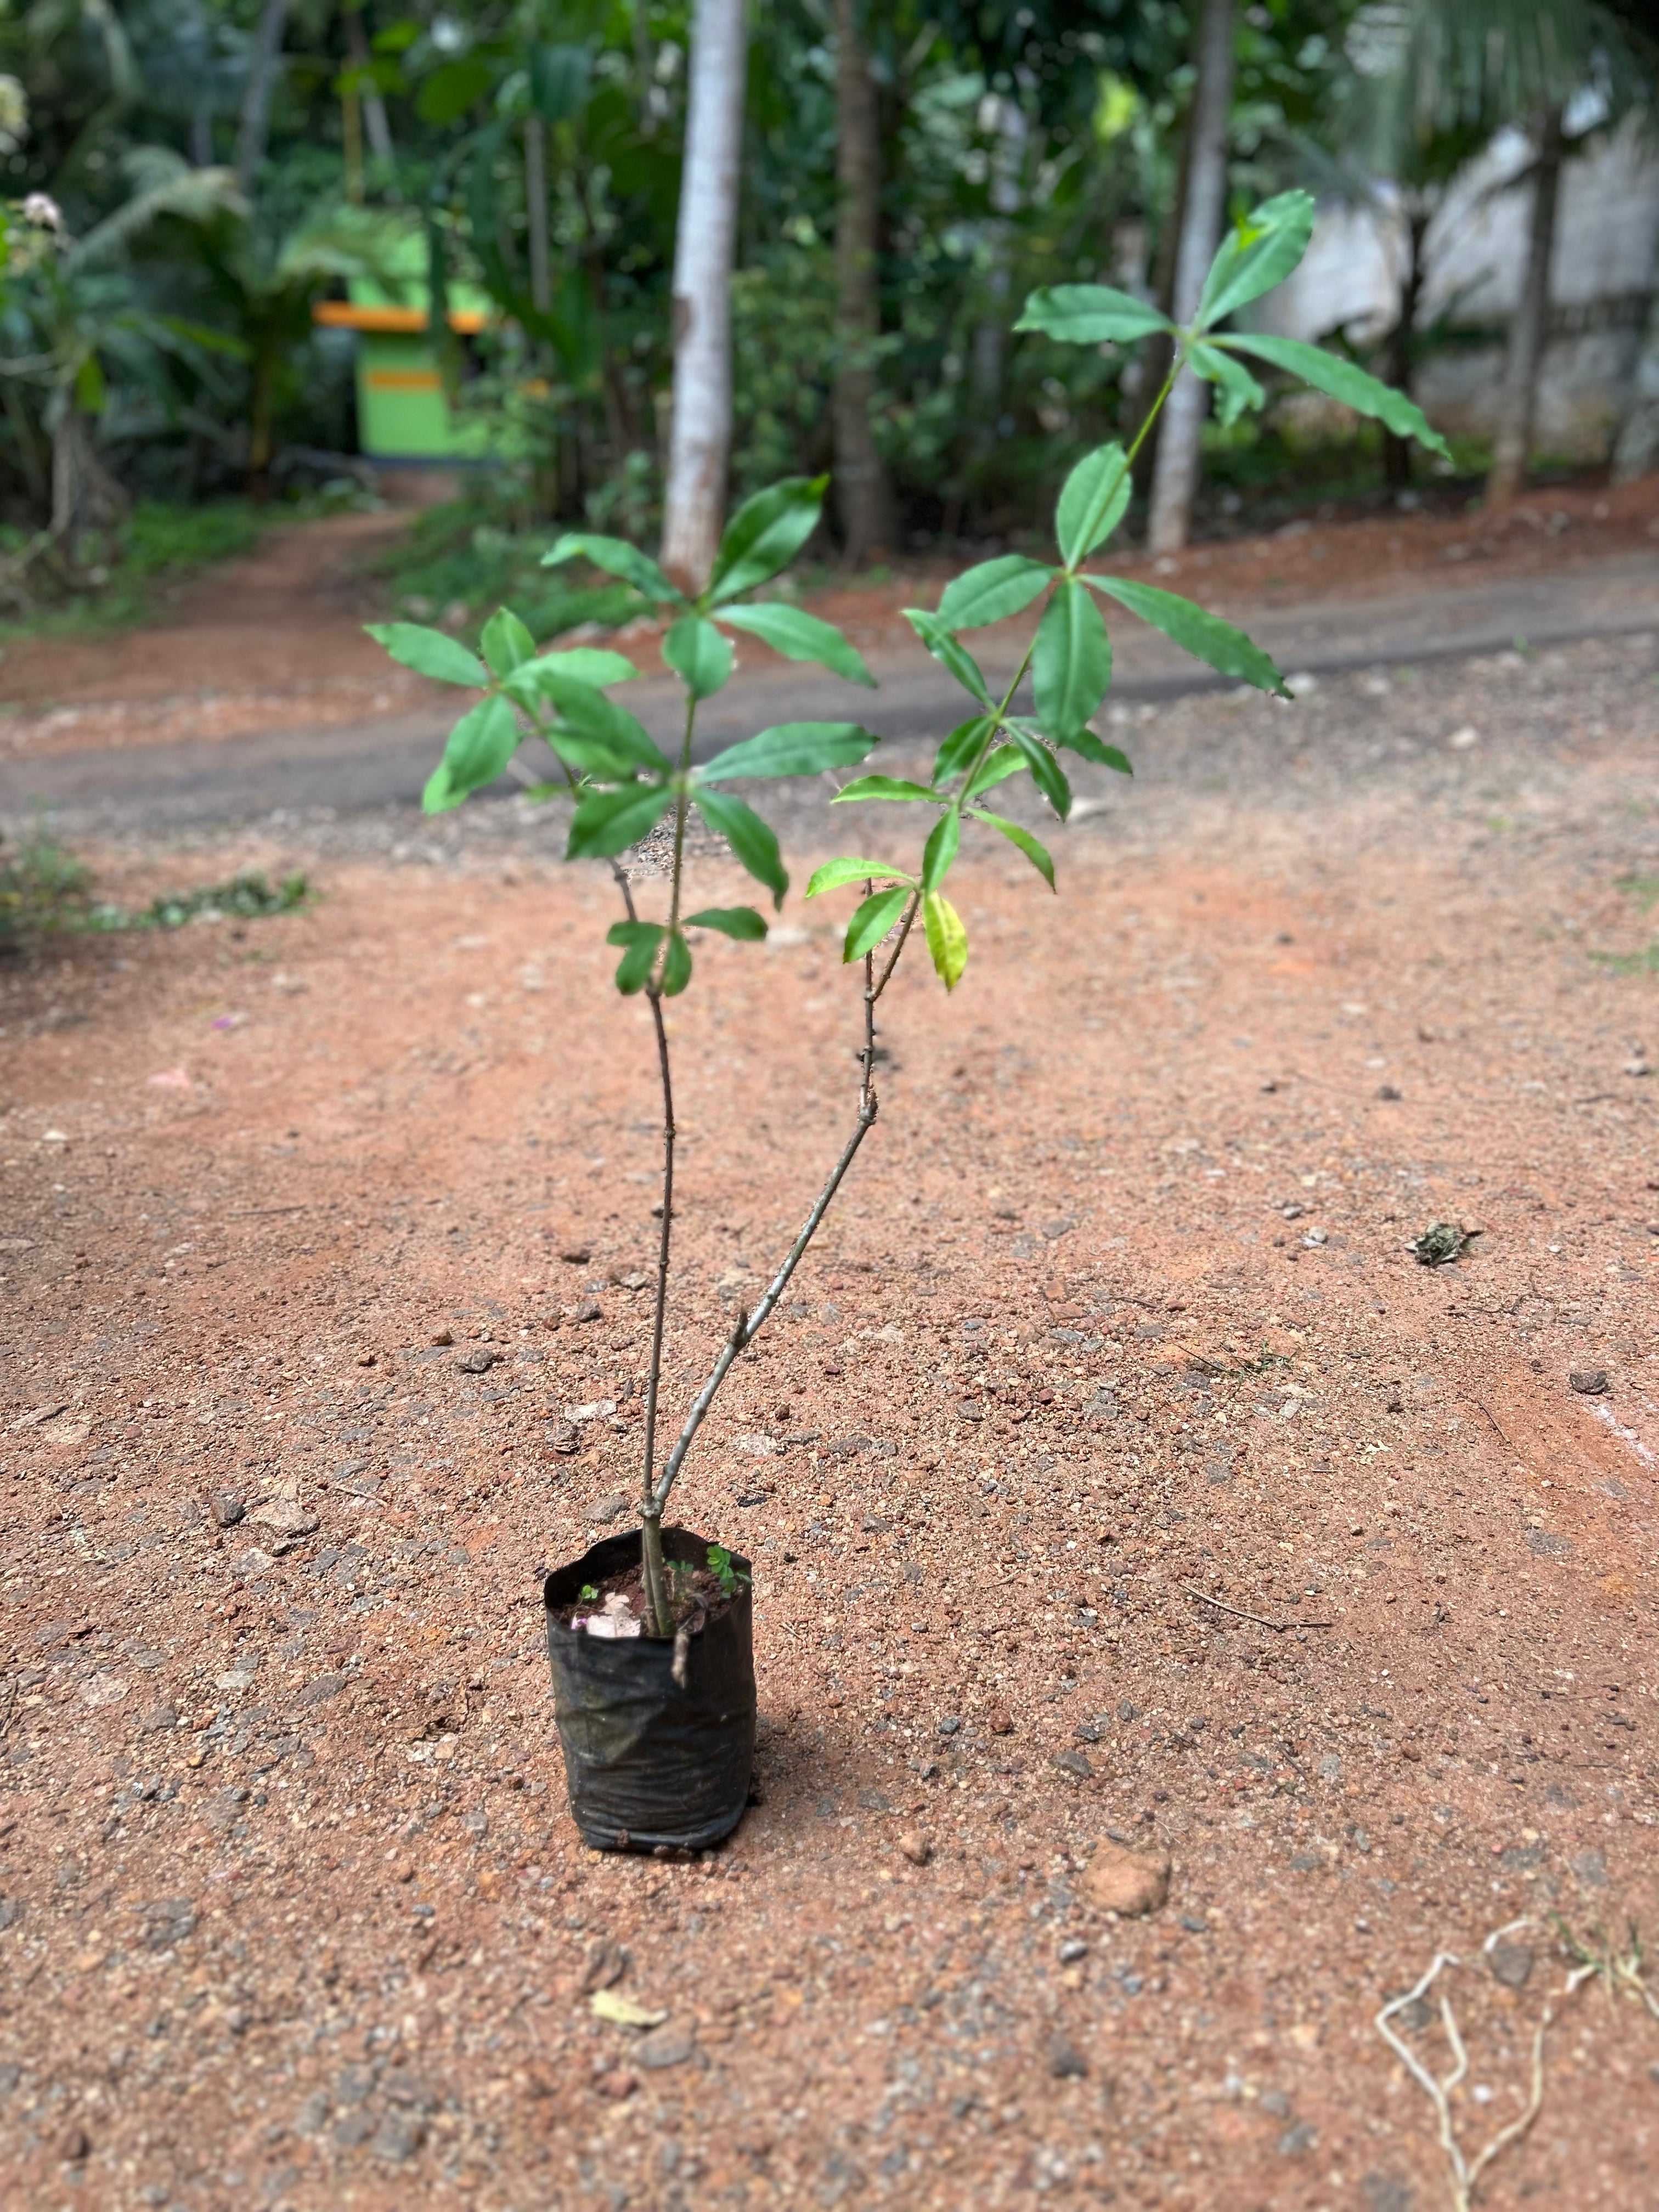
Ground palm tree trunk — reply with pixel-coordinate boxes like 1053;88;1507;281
345;5;395;173
1146;0;1234;557
831;0;891;564
236;0;291;193
660;0;748;590
1487;107;1565;507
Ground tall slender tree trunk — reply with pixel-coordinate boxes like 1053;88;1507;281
236;0;290;193
345;5;395;173
525;114;552;316
1383;203;1429;492
1487;107;1565;507
660;0;747;591
1146;0;1234;557
831;0;891;564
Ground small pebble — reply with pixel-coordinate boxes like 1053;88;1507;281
210;1492;244;1528
594;2070;637;2101
1047;2035;1088;2080
1058;1937;1088;1963
430;1328;454;1347
1488;1941;1533;1989
561;1246;592;1265
1569;1368;1609;1395
898;1830;932;1867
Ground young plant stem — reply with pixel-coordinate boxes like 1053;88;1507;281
638;690;702;1636
650;850;923;1515
535;707;677;1635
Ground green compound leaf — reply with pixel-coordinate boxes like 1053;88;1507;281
698;722;880;782
480;607;537;677
1195;190;1316;329
922;890;968;991
806;857;916;898
843;885;912;963
660;929;692;996
425;693;519;812
904;608;992;706
366;622;488;688
921;810;960;892
568;782;674;860
662;613;733;700
605;919;664;994
716;602;874;687
693;788;788;907
541;532;684;605
1055;443;1131;568
832;775;939;804
1081;576;1289;697
1188;342;1267;428
682;905;768;940
933;714;995;787
936;555;1053;633
1220;334;1451;456
967;806;1055;890
707;476;828;604
1032;578;1113;738
1014;284;1171;345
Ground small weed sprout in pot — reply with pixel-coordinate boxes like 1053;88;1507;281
365;191;1443;1853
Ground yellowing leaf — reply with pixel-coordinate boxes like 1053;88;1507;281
589;1989;668;2028
923;892;967;992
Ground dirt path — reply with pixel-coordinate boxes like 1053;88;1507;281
2;631;1658;2209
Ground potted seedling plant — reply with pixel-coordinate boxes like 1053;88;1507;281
366;190;1443;1854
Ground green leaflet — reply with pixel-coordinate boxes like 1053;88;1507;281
843;885;911;962
662;613;733;700
480;607;536;676
963;745;1024;799
832;775;939;804
1014;284;1170;346
425;693;518;811
1195;191;1316;329
606;918;664;994
502;648;637;705
707;477;827;604
922;810;959;892
693;788;788;907
1049;725;1132;776
531;674;669;770
967;807;1055;890
1188;343;1267;428
698;723;881;782
683;906;768;940
1055;444;1130;568
366;622;488;689
1081;576;1288;697
716;602;874;688
1005;725;1072;820
567;783;674;860
806;857;916;898
904;608;992;706
1032;579;1113;738
933;715;995;788
545;730;646;782
922;891;967;991
1221;334;1451;456
660;930;692;996
541;532;684;605
936;556;1053;633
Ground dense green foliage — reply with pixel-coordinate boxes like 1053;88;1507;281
0;0;1647;609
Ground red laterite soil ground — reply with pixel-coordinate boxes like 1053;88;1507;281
3;565;1659;2209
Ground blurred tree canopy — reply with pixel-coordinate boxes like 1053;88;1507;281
0;0;1650;599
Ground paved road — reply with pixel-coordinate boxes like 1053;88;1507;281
4;551;1655;836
